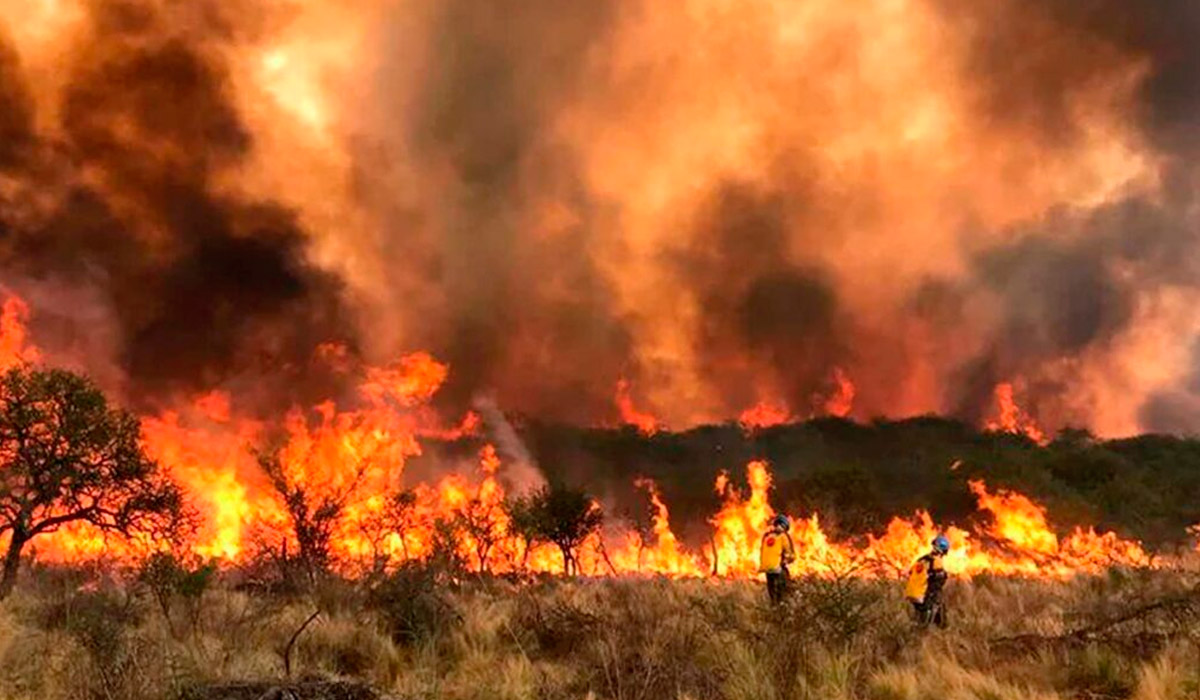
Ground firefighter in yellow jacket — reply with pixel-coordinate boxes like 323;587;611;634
760;514;796;604
905;534;950;628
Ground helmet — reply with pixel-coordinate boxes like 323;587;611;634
772;514;790;532
932;534;950;554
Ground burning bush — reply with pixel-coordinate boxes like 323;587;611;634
509;484;605;577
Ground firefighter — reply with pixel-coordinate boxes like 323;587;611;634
905;534;950;628
760;514;796;604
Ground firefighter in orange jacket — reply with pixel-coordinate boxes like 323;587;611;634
905;534;950;628
760;514;796;604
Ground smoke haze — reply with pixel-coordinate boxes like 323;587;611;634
2;0;1199;436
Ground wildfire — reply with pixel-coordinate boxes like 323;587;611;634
738;400;792;432
0;296;38;370
360;353;449;408
140;404;267;561
615;478;706;577
823;367;856;418
615;378;659;436
709;460;775;576
0;293;1173;582
986;382;1049;444
699;467;1151;579
740;368;855;430
964;480;1151;575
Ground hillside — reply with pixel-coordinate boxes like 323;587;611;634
417;418;1200;550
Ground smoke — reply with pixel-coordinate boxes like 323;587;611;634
2;0;1200;436
0;0;353;411
472;395;543;493
672;180;848;415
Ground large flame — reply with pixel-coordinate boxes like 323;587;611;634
611;478;706;576
710;460;776;576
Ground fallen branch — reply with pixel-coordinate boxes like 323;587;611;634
990;583;1200;656
281;609;321;678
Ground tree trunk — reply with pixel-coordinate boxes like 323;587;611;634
558;544;573;576
0;534;26;600
710;535;720;577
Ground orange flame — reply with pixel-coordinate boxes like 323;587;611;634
0;295;39;370
986;382;1049;444
739;400;792;432
709;460;775;576
823;367;856;418
615;378;659;436
360;352;449;408
614;478;706;576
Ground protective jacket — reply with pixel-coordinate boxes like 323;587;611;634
759;529;795;573
904;552;947;603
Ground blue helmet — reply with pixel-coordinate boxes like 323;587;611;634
932;534;950;554
772;514;790;532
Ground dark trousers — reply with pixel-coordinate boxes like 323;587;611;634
910;596;947;628
766;570;788;604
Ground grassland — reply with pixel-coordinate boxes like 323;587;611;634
0;562;1197;700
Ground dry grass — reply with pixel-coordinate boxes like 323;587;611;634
0;566;1197;700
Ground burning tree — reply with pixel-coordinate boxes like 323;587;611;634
510;484;603;576
252;387;425;582
456;494;506;574
357;490;418;574
256;446;366;583
0;366;186;599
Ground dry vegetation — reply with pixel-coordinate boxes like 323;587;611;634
0;562;1197;700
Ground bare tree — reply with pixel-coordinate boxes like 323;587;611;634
456;495;504;574
0;366;186;598
357;490;417;574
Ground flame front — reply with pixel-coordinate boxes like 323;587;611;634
0;293;1170;580
613;478;706;577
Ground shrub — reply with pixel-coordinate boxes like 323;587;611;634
24;587;148;699
295;615;402;685
562;581;727;700
137;552;216;636
513;593;602;658
367;562;461;648
1064;645;1138;699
